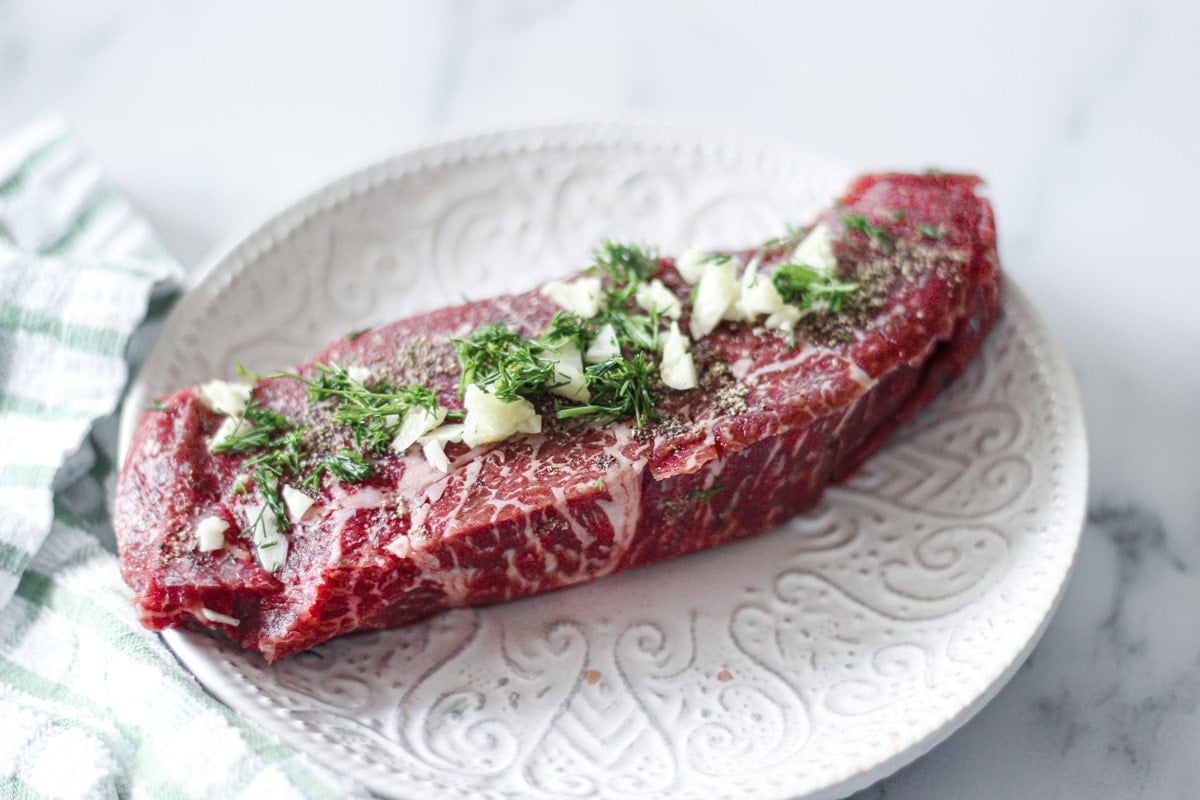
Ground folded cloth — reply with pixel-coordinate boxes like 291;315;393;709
0;119;362;799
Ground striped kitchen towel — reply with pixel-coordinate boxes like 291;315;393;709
0;119;362;799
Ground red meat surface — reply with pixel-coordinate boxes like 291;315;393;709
114;173;1002;662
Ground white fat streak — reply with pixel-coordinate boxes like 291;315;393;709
847;361;877;391
743;343;821;385
679;425;719;476
730;357;754;381
438;567;480;605
436;458;484;532
589;430;645;576
394;453;460;538
328;483;389;510
199;608;240;626
749;347;877;398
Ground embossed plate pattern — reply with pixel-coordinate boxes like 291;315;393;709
121;123;1088;800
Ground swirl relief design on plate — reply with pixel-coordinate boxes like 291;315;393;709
136;125;1086;800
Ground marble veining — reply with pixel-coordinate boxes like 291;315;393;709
2;0;1197;798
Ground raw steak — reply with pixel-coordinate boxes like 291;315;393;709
115;173;1002;662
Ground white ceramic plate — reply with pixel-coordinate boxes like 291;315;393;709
121;123;1087;800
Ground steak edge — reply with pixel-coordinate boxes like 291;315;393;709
114;173;1003;662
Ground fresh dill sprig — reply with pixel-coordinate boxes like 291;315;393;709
210;404;291;455
322;448;371;483
772;264;860;313
283;363;451;454
213;403;305;532
589;240;658;290
588;241;662;353
211;366;456;529
556;352;659;428
841;214;895;246
452;323;560;402
540;311;591;349
759;225;809;255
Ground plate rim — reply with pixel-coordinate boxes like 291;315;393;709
128;120;1089;800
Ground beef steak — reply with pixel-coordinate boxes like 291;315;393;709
115;173;1002;662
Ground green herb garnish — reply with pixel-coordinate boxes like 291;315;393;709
452;323;560;402
322;448;372;483
450;240;667;429
284;364;452;454
691;483;724;503
210;404;291;455
587;241;662;353
917;223;942;240
772;264;859;313
557;353;659;428
759;225;809;255
589;240;658;288
841;214;894;245
214;410;306;532
145;400;169;411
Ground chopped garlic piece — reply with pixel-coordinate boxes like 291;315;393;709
689;258;740;339
197;380;252;417
584;323;620;364
415;420;466;474
390;404;448;453
461;384;542;447
791;223;837;275
660;322;697;390
675;247;708;283
635;279;682;319
200;608;240;626
249;503;287;574
281;485;315;524
419;423;466;446
541;277;604;318
346;365;372;386
764;305;803;331
422;438;450;473
195;516;229;552
735;256;787;319
543;339;590;403
208;415;252;451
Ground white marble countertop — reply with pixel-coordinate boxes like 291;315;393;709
3;1;1197;797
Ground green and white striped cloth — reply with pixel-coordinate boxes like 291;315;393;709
0;119;362;799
